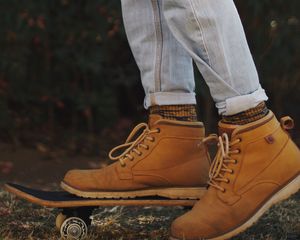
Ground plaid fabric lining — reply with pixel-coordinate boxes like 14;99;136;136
222;102;269;125
149;105;198;122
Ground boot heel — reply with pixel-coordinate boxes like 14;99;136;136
273;174;300;204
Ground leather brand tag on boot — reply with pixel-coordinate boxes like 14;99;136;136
265;135;275;144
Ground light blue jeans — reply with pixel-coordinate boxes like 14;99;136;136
121;0;268;115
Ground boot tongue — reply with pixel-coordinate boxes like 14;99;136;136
218;121;240;138
148;114;163;128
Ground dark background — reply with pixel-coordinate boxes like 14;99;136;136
0;0;299;156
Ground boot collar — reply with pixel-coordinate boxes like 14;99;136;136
218;111;275;138
148;114;204;129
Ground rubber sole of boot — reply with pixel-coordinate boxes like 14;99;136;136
170;173;300;240
61;181;207;200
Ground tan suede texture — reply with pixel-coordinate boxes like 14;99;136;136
171;112;300;239
62;115;210;191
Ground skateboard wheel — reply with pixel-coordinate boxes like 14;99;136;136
56;213;67;230
60;217;88;240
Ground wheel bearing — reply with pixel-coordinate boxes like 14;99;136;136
60;217;88;240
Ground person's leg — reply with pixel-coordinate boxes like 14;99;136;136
122;0;199;121
162;0;268;117
162;1;300;239
60;0;210;199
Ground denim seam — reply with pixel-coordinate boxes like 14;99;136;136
188;0;211;66
158;1;165;92
151;0;163;92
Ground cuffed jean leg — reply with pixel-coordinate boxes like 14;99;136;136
121;0;196;109
163;0;268;115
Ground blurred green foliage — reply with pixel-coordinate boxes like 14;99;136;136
0;0;299;146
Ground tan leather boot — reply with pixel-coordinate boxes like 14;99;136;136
61;114;210;199
170;111;300;240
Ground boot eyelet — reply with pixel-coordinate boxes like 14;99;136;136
226;179;230;183
238;138;242;143
121;163;126;168
151;137;155;142
222;188;226;193
130;157;135;161
145;145;149;150
156;128;161;133
233;159;238;164
237;149;241;154
230;170;234;174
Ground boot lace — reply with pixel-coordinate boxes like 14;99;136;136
204;133;241;192
108;123;160;167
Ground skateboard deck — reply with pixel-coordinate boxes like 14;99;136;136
4;183;203;239
4;183;200;208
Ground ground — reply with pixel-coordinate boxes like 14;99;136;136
0;141;300;240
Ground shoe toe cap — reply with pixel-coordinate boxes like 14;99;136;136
171;211;214;240
62;169;95;191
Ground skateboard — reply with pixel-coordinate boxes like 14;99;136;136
4;183;206;240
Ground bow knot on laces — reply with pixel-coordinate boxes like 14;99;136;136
203;133;241;192
108;123;160;167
